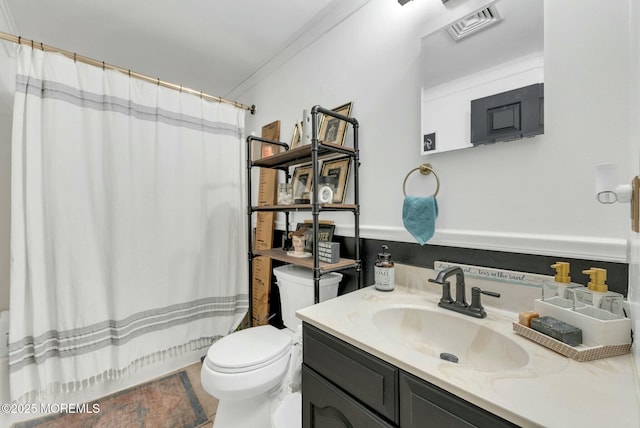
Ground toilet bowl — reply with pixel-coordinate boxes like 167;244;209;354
201;325;293;428
201;265;342;428
271;391;301;428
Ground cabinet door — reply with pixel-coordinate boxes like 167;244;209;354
399;372;518;428
303;324;398;423
303;365;396;428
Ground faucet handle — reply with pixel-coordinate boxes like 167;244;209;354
480;289;500;298
469;287;501;318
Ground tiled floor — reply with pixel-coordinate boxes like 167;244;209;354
180;361;218;428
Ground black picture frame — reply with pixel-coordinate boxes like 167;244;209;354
296;222;335;252
291;165;312;201
320;158;351;204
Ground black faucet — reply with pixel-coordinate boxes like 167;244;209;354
429;266;467;306
429;266;500;318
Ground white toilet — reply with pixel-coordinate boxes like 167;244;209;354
201;265;342;428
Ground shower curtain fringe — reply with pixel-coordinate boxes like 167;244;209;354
12;337;220;404
0;30;256;114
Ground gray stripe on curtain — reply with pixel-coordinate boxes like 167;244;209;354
15;74;243;138
8;295;249;372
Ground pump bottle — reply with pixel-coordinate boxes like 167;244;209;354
541;262;584;308
374;245;395;291
572;268;624;318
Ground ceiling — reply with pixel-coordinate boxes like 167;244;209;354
1;0;366;102
1;0;542;106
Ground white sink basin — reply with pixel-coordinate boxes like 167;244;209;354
373;305;529;371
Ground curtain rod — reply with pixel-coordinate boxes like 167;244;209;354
0;30;256;114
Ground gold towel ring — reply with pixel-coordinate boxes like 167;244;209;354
403;163;440;197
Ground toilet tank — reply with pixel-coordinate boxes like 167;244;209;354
273;265;342;330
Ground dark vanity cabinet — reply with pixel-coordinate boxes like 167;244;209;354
398;372;518;428
302;323;519;428
302;322;397;428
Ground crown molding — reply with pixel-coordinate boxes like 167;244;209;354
225;0;371;100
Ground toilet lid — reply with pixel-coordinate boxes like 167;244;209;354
206;325;292;373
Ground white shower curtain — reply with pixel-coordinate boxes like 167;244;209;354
8;46;248;402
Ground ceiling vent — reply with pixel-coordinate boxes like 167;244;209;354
446;5;503;41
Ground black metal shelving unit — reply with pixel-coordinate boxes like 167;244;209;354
247;105;361;324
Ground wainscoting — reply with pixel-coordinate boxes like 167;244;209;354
270;231;628;302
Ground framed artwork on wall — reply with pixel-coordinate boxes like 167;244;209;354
318;102;353;146
320;158;351;204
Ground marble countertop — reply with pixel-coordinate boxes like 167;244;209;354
296;270;640;428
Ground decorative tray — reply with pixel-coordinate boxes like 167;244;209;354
512;322;631;362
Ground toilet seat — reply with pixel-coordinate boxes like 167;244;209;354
205;325;292;374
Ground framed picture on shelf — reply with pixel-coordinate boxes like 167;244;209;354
321;158;351;203
318;102;353;146
296;222;335;252
289;121;302;150
291;165;312;201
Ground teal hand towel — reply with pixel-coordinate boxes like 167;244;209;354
402;196;438;245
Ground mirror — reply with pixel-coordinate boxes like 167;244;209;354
420;0;543;155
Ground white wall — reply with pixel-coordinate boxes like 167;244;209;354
0;0;634;309
242;0;633;263
0;44;14;312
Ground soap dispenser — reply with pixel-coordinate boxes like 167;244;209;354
571;268;624;319
374;245;395;291
541;262;584;308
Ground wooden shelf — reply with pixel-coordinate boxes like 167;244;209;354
247;106;361;312
253;142;355;168
255;248;357;273
252;203;358;212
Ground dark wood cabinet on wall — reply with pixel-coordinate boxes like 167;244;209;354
302;323;519;428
